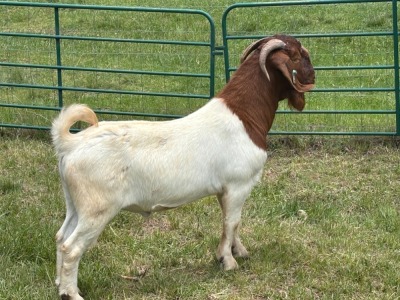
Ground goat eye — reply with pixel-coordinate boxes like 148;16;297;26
293;56;300;63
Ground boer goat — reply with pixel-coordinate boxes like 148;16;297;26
52;34;315;299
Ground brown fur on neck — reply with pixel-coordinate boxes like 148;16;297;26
217;35;315;151
217;53;287;151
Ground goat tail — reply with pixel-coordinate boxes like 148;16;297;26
51;104;98;155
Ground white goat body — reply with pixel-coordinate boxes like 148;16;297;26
52;34;315;300
53;99;266;300
54;99;266;215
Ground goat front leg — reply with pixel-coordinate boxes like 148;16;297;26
216;187;250;270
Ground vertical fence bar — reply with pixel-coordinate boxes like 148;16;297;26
54;7;63;107
206;13;216;98
221;7;231;83
392;0;400;135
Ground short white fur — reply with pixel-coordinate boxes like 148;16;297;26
52;98;267;299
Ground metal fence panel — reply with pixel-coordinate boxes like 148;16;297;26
1;1;399;136
222;0;399;135
0;2;216;130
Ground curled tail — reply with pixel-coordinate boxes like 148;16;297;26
51;104;98;156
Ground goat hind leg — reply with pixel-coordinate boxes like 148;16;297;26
58;211;117;300
56;190;78;288
55;212;78;288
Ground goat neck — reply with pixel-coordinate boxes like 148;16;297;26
217;53;281;151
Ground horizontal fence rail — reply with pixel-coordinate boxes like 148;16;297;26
0;2;216;129
222;0;399;135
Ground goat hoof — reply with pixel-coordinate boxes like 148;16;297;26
60;293;84;300
219;256;238;271
232;246;249;258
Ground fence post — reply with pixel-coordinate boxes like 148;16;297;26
392;0;400;135
221;5;232;83
54;7;63;108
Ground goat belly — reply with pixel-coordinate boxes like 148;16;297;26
119;157;225;214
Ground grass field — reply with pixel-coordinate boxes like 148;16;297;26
1;131;400;299
1;0;400;299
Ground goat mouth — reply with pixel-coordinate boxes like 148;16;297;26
293;80;315;93
291;67;315;89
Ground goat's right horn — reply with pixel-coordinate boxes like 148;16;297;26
259;39;286;81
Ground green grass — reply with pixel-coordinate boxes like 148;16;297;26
1;131;400;299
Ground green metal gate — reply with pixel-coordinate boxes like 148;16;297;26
222;0;399;135
0;2;216;130
1;1;399;135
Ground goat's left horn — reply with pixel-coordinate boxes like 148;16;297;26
259;39;286;81
240;38;266;63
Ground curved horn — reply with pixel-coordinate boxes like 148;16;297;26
259;39;286;81
240;38;267;64
301;46;310;55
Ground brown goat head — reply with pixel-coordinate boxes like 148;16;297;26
241;34;315;111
